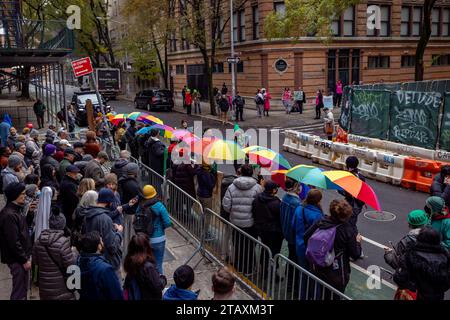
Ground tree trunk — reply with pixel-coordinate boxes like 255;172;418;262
19;66;31;99
164;42;169;89
415;0;436;81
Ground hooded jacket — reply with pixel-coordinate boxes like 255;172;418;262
393;239;450;300
0;202;32;264
196;166;216;198
82;206;123;270
220;174;237;220
384;228;421;270
32;229;77;300
222;176;263;228
304;216;361;291
146;138;166;176
118;176;141;214
252;191;282;233
280;192;301;245
78;253;123;300
40;154;60;172
58;175;79;227
295;204;325;266
111;159;129;180
431;213;450;249
6;134;17;150
84;159;106;190
163;285;198;300
1;167;19;191
431;173;450;208
40;164;59;190
138;197;172;243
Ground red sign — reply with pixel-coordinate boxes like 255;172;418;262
71;57;94;78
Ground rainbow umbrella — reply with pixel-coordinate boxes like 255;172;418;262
110;113;128;125
245;147;291;170
189;137;219;156
323;171;381;211
138;114;164;125
136;124;174;138
272;169;288;190
205;140;246;161
173;129;194;140
286;165;339;190
126;112;144;121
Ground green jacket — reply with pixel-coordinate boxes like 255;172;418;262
33;102;46;115
431;215;450;249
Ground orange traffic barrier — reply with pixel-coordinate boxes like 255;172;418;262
401;157;445;193
336;125;348;143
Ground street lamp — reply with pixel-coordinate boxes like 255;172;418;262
96;16;131;98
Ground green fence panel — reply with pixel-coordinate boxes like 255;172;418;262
338;86;352;131
439;93;450;151
350;89;391;139
389;90;441;149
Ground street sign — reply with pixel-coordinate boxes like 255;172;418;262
71;57;94;78
227;57;240;64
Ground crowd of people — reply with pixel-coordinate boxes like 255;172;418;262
0;120;237;300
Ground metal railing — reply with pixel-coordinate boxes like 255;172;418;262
270;254;351;300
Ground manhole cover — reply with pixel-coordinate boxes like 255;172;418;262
364;211;397;222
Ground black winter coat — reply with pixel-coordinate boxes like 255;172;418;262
146;138;166;176
118;177;141;214
40;164;59;191
111;159;129;180
0;202;32;264
40;155;60;172
431;173;450;207
252;192;282;233
58;175;79;229
393;240;450;300
124;260;165;300
304;216;362;292
32;229;77;300
171;164;197;198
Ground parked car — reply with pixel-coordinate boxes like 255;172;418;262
71;91;112;126
134;89;174;112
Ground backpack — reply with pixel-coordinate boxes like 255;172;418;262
123;277;141;300
255;95;264;105
306;225;340;267
133;204;155;235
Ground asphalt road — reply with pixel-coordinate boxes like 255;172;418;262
108;98;429;284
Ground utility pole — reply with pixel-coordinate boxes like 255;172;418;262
230;0;236;111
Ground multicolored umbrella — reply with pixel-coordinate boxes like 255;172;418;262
110;113;128;125
190;137;219;156
323;171;381;211
173;129;194;141
136;124;174;138
271;169;288;190
126;112;144;121
138;114;164;125
244;147;291;170
286;165;339;190
205;140;246;161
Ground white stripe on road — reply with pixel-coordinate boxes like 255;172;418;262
350;262;397;291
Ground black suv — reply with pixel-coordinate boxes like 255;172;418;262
71;91;112;126
134;89;174;111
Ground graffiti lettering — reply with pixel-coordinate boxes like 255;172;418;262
394;107;427;126
352;102;381;122
392;125;432;145
395;91;441;109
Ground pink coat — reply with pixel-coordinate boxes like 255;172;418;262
336;83;343;95
264;92;272;111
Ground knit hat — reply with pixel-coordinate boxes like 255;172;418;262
97;188;116;204
8;154;21;168
30;129;39;138
425;196;446;215
4;182;26;202
44;144;57;156
14;142;24;150
25;184;38;198
49;212;66;230
142;185;157;199
125;162;139;176
97;151;109;161
407;210;429;227
64;147;76;156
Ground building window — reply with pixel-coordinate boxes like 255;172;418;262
228;61;244;73
401;7;410;36
212;62;224;73
233;12;238;43
367;5;390;36
352;49;360;85
253;6;259;40
219;16;225;43
176;65;184;74
368;56;390;69
239;9;246;42
274;1;286;18
432;8;440;36
327;50;336;91
432;54;450;66
332;6;355;36
412;7;422;36
401;55;416;67
443;9;450;36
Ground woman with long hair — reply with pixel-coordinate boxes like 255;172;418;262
123;233;167;300
77;178;96;198
84;130;101;158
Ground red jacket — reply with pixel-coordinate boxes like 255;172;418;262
84;142;101;158
185;93;192;105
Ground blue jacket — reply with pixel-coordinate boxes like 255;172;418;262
280;192;301;245
138;198;172;243
78;253;124;300
294;204;324;267
0;121;11;148
196;167;216;198
163;285;198;300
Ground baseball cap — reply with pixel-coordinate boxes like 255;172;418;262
66;165;80;173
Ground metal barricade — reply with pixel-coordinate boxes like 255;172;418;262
165;179;204;246
270;254;351;300
202;208;273;300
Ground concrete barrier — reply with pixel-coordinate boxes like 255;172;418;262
353;147;377;179
283;130;318;158
331;142;356;170
374;151;406;185
311;138;333;166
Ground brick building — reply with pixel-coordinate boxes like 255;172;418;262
167;0;450;102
